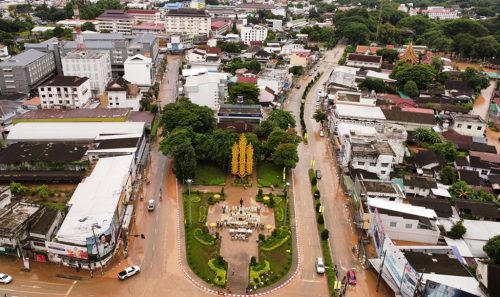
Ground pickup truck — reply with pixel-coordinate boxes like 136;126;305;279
118;265;140;280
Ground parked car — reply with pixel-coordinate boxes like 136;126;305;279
295;84;301;89
118;266;140;280
319;130;325;137
347;270;357;285
148;200;155;211
316;257;325;274
0;273;12;284
315;169;322;179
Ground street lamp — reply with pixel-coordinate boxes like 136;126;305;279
186;179;193;227
91;223;105;276
284;181;291;225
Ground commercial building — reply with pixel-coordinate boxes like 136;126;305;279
61;50;112;96
451;114;486;138
346;53;382;69
38;76;92;109
106;77;142;111
164;8;211;36
240;25;268;44
0;49;56;95
127;9;162;23
96;10;134;34
50;154;135;268
217;104;263;132
123;54;154;87
184;72;227;110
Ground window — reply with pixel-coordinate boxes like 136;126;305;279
358;162;365;166
467;125;472;129
389;222;397;227
457;124;462;128
477;126;482;131
381;171;386;175
481;169;488;175
381;163;389;167
405;223;412;229
369;162;376;166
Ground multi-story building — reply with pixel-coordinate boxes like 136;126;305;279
38;76;92;109
0;49;56;95
164;8;211;37
257;67;291;95
127;9;162;23
0;44;10;61
59;33;159;77
184;72;227;110
422;6;459;20
123;54;154;87
61;50;112;95
240;24;268;44
190;0;206;9
131;22;165;34
451;114;486;138
106;77;142;111
96;10;134;34
346;53;382;69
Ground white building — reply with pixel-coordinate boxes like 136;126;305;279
51;154;135;268
61;50;112;96
333;90;377;106
184;72;227;110
328;65;359;89
127;9;162;23
257;68;291;94
368;198;440;244
164;8;211;36
123;54;154;87
422;6;459;20
186;49;207;63
346;54;382;69
0;43;10;61
96;10;134;34
266;19;283;31
451;114;486;138
106;77;142;111
56;19;99;29
354;177;405;203
38;76;92;109
190;0;205;9
240;25;268;45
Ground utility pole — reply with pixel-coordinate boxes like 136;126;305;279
284;181;290;224
412;269;426;297
376;249;387;292
186;179;193;226
91;223;104;276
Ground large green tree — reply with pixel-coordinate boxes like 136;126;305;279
483;235;500;264
267;109;296;130
273;143;299;169
228;83;260;104
172;142;197;180
397;15;435;36
160;98;216;134
392;63;436;90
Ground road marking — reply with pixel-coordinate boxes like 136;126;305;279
63;281;76;297
1;288;65;296
302;279;321;283
20;285;41;289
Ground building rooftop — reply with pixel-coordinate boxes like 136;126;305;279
29;209;59;236
7;122;145;142
127;9;159;15
404;251;470;276
368;197;437;219
56;155;134;246
0;143;87;164
218;104;262;115
347;53;382;63
43;76;89;87
361;179;401;195
452;113;486;124
414;150;445;167
14;108;130;122
0;170;85;183
382;109;436;125
166;8;210;17
0;202;42;236
335;103;386;120
458;170;481;186
0;49;47;67
63;50;109;60
94;137;140;150
404;175;437;189
97;10;133;20
407;197;452;217
455;199;500;221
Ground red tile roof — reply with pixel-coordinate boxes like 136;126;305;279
127;9;159;15
236;76;258;84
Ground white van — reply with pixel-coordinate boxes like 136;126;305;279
147;200;155;211
316;257;325;274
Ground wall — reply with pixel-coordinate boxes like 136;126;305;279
454;121;486;137
379;213;440;244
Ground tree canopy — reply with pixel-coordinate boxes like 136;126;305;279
483;235;500;265
160;97;216;134
228;83;260;104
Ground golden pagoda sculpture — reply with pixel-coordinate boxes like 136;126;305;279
231;134;254;179
400;42;419;65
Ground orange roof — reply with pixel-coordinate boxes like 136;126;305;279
355;45;381;55
236;76;258;84
24;96;41;106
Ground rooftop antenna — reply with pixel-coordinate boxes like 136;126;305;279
73;0;85;50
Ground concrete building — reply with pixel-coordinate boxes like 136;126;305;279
61;50;112;95
0;44;10;61
106;77;141;111
164;8;211;37
184;72;227;110
96;10;134;34
368;198;440;244
332;90;377;106
267;19;283;31
354;177;405;203
240;25;268;45
131;22;165;34
50;154;135;268
421;6;459;20
0;49;56;95
217;104;263;132
127;9;162;23
38;76;92;109
328;65;359;90
123;54;154;87
346;54;382;69
451;114;486;137
257;67;291;95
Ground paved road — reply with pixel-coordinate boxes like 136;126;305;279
472;80;496;121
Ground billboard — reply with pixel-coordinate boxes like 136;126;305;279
86;221;117;256
382;237;418;297
370;208;385;257
423;280;479;297
46;242;89;260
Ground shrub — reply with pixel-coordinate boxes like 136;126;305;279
250;256;257;266
321;229;329;240
314;189;320;199
257;189;263;199
258;234;266;242
207;196;215;205
193;228;215;246
208;257;227;287
10;181;28;196
311;176;317;186
37;185;49;199
308;168;315;180
448;219;466;239
316;202;321;213
317;214;324;225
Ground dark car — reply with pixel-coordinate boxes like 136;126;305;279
347;270;357;285
315;169;322;179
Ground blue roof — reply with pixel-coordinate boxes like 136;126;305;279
164;2;183;9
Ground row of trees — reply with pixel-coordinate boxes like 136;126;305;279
159;99;300;179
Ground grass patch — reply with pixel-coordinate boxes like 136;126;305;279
208;257;228;287
184;192;223;287
193;163;226;186
150;116;160;138
257;162;284;188
249;260;271;287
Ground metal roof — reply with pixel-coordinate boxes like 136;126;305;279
0;49;48;67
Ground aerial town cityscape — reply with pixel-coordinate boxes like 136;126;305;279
0;0;499;296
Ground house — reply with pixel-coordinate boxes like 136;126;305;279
61;50;112;96
240;25;268;45
349;142;396;180
0;202;44;257
408;197;453;218
184;72;227;110
186;50;207;63
96;10;134;34
38;76;92;109
404;175;437;197
355;45;382;55
254;49;272;62
455;156;496;180
0;49;57;95
451;114;486;137
289;51;311;68
127;9;162;23
346;54;382;69
257;67;291;95
368;198;440;244
455;199;500;222
258;86;275;106
413;150;445;177
217;104;263;132
29;209;63;261
164;8;211;36
210;20;230;36
354;177;405;202
382;109;436;131
328;66;359;89
330;103;386;127
123;54;154;87
106;77;142;111
236;76;258;85
444;81;475;101
458;170;482;186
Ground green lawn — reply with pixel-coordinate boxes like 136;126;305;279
193;163;226;186
184;192;224;286
257;162;284;188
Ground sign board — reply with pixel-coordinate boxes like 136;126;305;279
370;208;385;257
46;242;89;260
423;280;479;297
381;238;418;297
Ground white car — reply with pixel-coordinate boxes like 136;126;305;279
118;266;140;280
0;273;12;284
147;200;155;211
316;257;325;274
319;130;325;137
